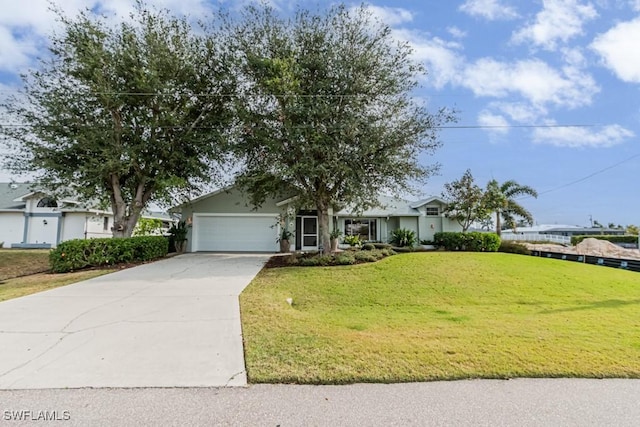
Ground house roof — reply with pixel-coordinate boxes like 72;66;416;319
0;182;36;209
336;195;439;217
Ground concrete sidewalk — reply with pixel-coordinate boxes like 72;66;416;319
0;253;269;389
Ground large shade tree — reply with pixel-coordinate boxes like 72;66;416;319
1;2;235;237
484;179;538;235
229;4;454;253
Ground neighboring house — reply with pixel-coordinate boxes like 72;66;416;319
0;182;171;248
501;224;627;244
173;186;462;252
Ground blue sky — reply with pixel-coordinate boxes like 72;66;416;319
1;0;639;226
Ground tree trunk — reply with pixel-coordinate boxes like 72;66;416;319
316;200;331;255
495;211;501;236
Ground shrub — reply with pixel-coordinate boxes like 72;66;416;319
498;241;531;255
354;251;377;262
419;239;433;245
361;243;375;251
335;253;356;265
50;236;168;273
373;242;392;250
390;228;417;247
570;235;638;246
433;232;501;252
343;235;362;247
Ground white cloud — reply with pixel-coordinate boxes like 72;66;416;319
0;27;38;72
591;17;640;83
491;102;548;123
459;0;519;20
478;111;510;135
512;0;597;50
447;26;467;39
0;0;214;76
392;29;464;89
363;5;414;26
461;57;599;108
533;124;634;147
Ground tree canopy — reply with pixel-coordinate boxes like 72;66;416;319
229;4;454;253
441;169;488;232
484;179;538;235
1;2;235;237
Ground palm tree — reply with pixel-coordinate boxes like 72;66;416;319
484;179;538;236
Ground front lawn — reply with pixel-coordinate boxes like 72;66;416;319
240;252;640;384
0;248;112;302
0;249;50;280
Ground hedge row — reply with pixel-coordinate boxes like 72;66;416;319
570;234;638;246
434;232;501;252
50;236;169;273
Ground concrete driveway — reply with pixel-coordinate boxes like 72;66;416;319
0;253;269;389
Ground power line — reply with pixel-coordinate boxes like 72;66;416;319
517;153;640;199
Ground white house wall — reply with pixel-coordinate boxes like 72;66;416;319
85;214;112;239
0;213;24;247
60;213;87;241
26;215;59;246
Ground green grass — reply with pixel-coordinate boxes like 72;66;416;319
240;252;640;384
0;249;50;281
0;248;112;302
0;270;112;302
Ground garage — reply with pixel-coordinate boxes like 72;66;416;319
192;214;278;252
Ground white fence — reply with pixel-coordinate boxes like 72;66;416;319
501;233;571;244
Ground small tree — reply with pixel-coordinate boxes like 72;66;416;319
228;4;454;254
483;179;537;235
442;169;488;232
1;2;235;237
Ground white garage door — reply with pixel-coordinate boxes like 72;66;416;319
193;215;278;252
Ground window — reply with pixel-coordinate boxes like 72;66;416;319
426;207;439;216
37;197;58;208
344;219;377;241
103;217;109;231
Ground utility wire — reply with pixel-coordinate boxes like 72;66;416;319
517;153;640;199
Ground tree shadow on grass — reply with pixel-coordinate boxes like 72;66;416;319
539;299;640;314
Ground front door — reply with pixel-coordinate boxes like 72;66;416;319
301;216;318;250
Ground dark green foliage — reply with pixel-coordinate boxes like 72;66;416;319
571;235;638;245
498;241;531;255
434;232;501;252
354;251;378;262
373;243;393;250
442;170;488;232
2;3;235;237
50;236;168;273
279;248;393;267
230;4;454;254
334;253;356;265
389;228;417;247
361;243;376;251
168;221;188;241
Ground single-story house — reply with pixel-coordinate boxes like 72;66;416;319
173;186;462;252
0;182;172;248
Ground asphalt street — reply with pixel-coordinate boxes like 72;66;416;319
1;379;639;426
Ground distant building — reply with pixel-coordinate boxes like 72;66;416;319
501;224;626;244
0;182;172;249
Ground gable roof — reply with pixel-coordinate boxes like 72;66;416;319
0;182;36;210
336;195;443;217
